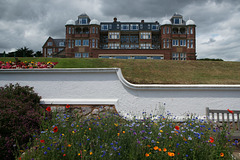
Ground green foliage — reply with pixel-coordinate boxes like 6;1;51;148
0;84;44;160
17;108;236;160
198;58;224;61
7;47;34;57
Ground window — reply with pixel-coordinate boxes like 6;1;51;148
180;53;186;60
109;24;112;30
68;27;71;34
167;39;170;48
148;24;150;29
96;39;98;48
187;40;189;48
121;44;129;49
92;27;95;33
75;40;81;46
79;18;88;25
163;27;165;34
190;27;193;34
174;18;181;24
58;48;64;52
109;43;119;49
72;40;74;48
92;39;95;48
83;40;89;46
140;24;143;29
172;39;178;46
172;53;179;60
163;39;165;48
82;53;89;58
72;28;74;34
68;40;71;48
190;40;193;48
47;42;52;46
101;24;108;30
121;24;129;30
140;43;151;49
75;53;81;58
180;40;186;46
109;32;120;39
140;32;151;39
96;27;98;33
151;24;159;30
167;27;169;34
130;24;139;30
47;48;52;55
117;24;120;29
59;42;64;46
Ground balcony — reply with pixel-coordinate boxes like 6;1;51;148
75;32;89;38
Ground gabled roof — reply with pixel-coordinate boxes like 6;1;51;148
53;39;65;47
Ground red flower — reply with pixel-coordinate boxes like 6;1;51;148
227;109;234;114
63;154;66;156
175;126;180;130
209;137;214;143
53;126;58;133
46;107;51;112
40;140;45;143
66;104;70;109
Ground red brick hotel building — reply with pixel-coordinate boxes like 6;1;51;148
43;13;196;60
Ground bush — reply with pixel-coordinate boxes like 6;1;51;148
0;83;44;160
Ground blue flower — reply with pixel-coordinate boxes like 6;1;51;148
44;151;47;155
49;137;53;139
47;147;51;150
41;146;44;148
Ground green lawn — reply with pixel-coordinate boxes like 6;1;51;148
1;57;240;84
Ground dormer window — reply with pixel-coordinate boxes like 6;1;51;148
174;18;182;24
79;18;88;25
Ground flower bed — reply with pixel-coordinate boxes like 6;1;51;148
0;60;58;69
16;105;238;160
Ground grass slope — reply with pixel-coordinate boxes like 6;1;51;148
1;57;240;84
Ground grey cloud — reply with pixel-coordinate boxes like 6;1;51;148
202;38;216;45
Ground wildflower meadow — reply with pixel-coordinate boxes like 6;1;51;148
16;105;238;160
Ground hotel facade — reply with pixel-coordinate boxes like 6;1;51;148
42;13;196;60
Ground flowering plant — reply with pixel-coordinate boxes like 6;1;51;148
0;60;58;69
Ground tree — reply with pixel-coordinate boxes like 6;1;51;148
14;47;34;57
33;51;43;57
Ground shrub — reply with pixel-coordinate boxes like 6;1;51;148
0;83;44;160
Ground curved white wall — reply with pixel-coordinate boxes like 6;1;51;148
0;68;240;119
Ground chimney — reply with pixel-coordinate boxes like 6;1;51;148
114;17;117;22
141;20;144;23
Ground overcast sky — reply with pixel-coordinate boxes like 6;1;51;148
0;0;240;61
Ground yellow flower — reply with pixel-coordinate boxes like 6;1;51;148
72;131;75;134
145;153;150;157
19;150;24;153
90;152;93;155
117;133;120;136
84;150;86;152
78;153;81;156
160;130;163;133
114;123;118;127
62;134;64;136
123;131;125;133
153;146;159;150
163;148;167;152
157;141;159;143
168;152;175;157
68;144;71;147
77;125;79;127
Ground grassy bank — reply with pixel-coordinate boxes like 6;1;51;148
1;57;240;84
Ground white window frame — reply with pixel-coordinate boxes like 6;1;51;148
109;43;120;49
47;48;52;55
140;32;151;39
75;40;81;46
151;24;159;30
59;42;64;46
172;39;179;46
130;24;139;30
140;43;151;49
109;32;120;39
82;53;89;58
47;42;52;46
180;40;186;46
101;24;108;30
83;40;89;46
79;18;88;25
172;53;179;60
92;39;95;48
121;24;129;30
